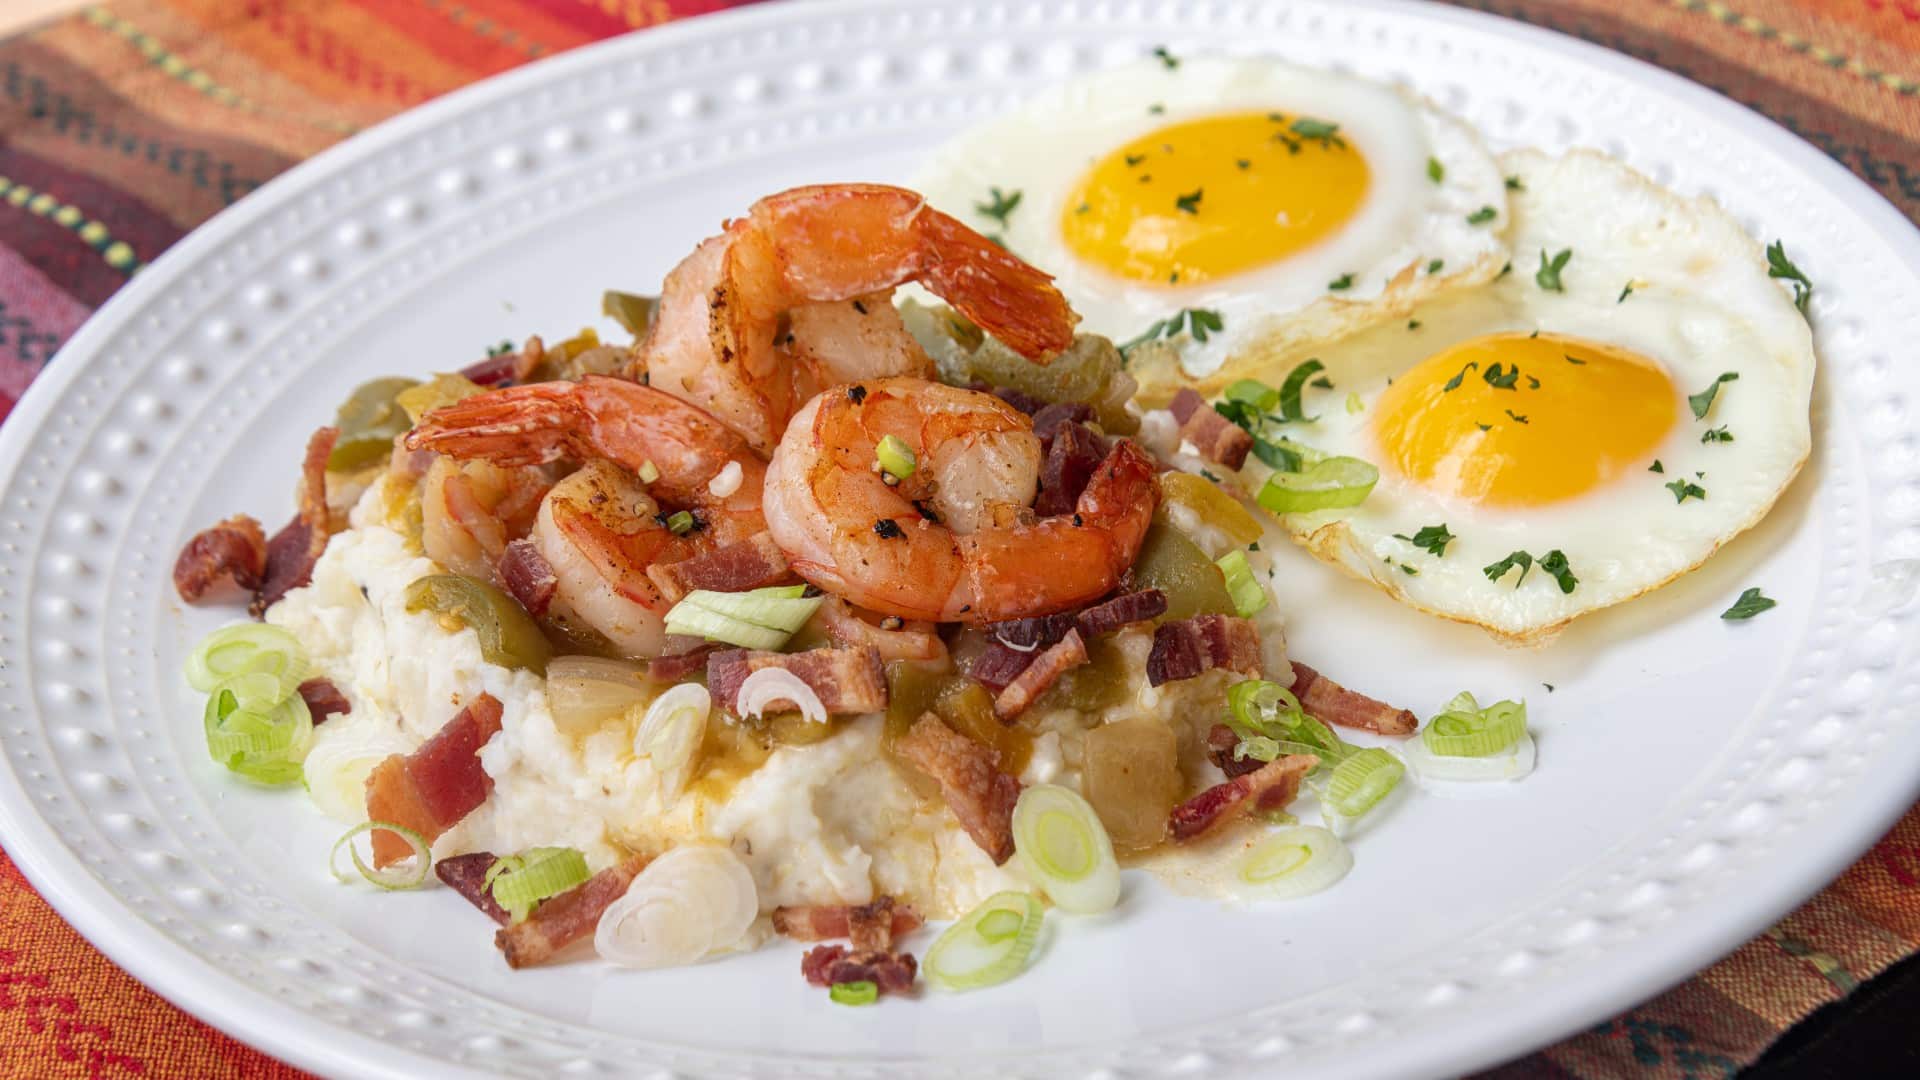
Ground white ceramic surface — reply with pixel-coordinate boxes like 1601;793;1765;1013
1;2;1916;1077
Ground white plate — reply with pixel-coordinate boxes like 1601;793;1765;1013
1;1;1916;1077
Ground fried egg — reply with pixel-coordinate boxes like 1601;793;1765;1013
1249;149;1814;644
914;55;1510;397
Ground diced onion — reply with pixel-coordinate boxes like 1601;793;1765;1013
1011;785;1120;914
1421;694;1527;758
595;845;759;969
1232;826;1353;900
186;623;308;696
1215;550;1268;618
1256;456;1379;515
488;847;591;923
662;586;824;650
330;821;431;890
924;891;1044;992
634;684;710;801
875;435;918;481
636;459;661;485
734;668;826;725
301;732;413;823
1325;747;1405;822
1406;730;1537;782
545;655;652;736
830;980;879;1005
707;460;744;498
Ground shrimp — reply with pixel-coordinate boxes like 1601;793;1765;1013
419;457;551;580
762;377;1160;625
405;376;768;656
638;183;1079;455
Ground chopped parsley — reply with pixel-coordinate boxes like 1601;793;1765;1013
1119;307;1224;354
1328;273;1355;291
1687;371;1739;419
1702;426;1734;444
1505;175;1525;191
1483;363;1521;390
1466;205;1498;226
486;339;514;357
1408;319;1422;331
1175;187;1204;214
1428;157;1445;183
1483;550;1534;586
1311;375;1333;389
1664;479;1707;503
1124;152;1147;167
1483;550;1575;592
1766;240;1813;315
1289;117;1345;149
1401;564;1419;576
1505;409;1529;424
974;187;1022;226
1536;248;1572;292
1496;261;1513;279
1564;354;1586;365
1152;45;1179;69
1394;524;1455;557
1720;587;1777;621
1649;459;1664;473
1148;103;1165;114
1427;258;1445;275
1442;361;1479;392
1618;283;1635;303
1235;158;1251;170
1539;550;1578;593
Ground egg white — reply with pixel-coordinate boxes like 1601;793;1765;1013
1251;149;1815;645
912;56;1509;397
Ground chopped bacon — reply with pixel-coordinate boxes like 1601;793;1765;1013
976;383;1045;416
1168;388;1253;471
988;611;1076;651
172;514;268;603
1033;420;1107;517
706;646;887;716
1031;401;1093;441
1291;661;1417;736
800;944;918;995
895;715;1020;864
1146;614;1263;686
994;629;1088;720
1206;722;1264;780
297;678;351;725
644;531;792;604
847;896;908;951
967;640;1037;694
364;693;503;867
812;597;947;665
459;349;537;387
1076;589;1167;639
772;899;925;945
647;644;719;683
496;854;651;969
1168;754;1316;842
496;538;558;618
436;852;510;926
251;426;340;617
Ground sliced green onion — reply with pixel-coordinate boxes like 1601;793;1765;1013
1215;550;1267;618
1422;696;1527;758
1011;785;1119;914
875;434;918;480
663;586;824;650
1226;680;1348;767
1223;378;1279;412
830;980;879;1006
1256;456;1378;515
636;460;661;485
602;289;659;337
1345;391;1363;415
203;675;312;786
1325;747;1405;821
330;820;432;890
1405;729;1536;782
665;510;696;535
488;847;591;923
924;891;1044;992
1233;826;1353;900
185;623;308;696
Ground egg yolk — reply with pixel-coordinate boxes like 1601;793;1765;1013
1372;333;1678;507
1060;111;1370;285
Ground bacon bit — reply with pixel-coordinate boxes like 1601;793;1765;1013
386;436;438;482
772;899;924;945
435;852;510;926
459;348;538;388
1168;754;1316;842
496;854;651;969
296;678;351;725
895;715;1020;864
800;944;918;995
967;640;1036;694
988;611;1076;651
497;538;558;618
173;514;269;603
1168;388;1253;471
812;597;947;665
1206;722;1263;780
1031;401;1094;441
645;531;793;604
848;896;908;951
1076;589;1168;639
1033;421;1107;517
1146;614;1263;686
364;694;503;867
250;426;340;617
975;382;1045;416
994;629;1088;720
1291;661;1417;736
647;643;720;683
707;646;887;716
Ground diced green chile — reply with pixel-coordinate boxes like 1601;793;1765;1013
966;334;1139;435
404;574;552;674
601;290;659;338
1127;522;1235;621
330;377;422;470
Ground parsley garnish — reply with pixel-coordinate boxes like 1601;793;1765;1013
1505;175;1525;191
1235;158;1250;170
1408;319;1422;330
1124;152;1147;167
1401;564;1419;575
1476;422;1492;431
1152;45;1179;70
1688;372;1739;419
1311;375;1333;389
1766;240;1813;315
1536;248;1572;291
1496;261;1513;279
1175;188;1204;215
1665;479;1707;503
1148;103;1165;114
486;339;514;357
1649;459;1664;473
1720;587;1777;621
1505;409;1529;424
1119;308;1224;354
1702;426;1734;443
1539;550;1578;593
1394;524;1455;557
1442;361;1478;392
1483;362;1520;390
1618;283;1634;303
1427;157;1445;183
1277;359;1326;422
1328;273;1355;291
1289;117;1345;149
1466;205;1498;226
1484;551;1533;585
1565;354;1586;365
1427;258;1445;275
975;187;1022;226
